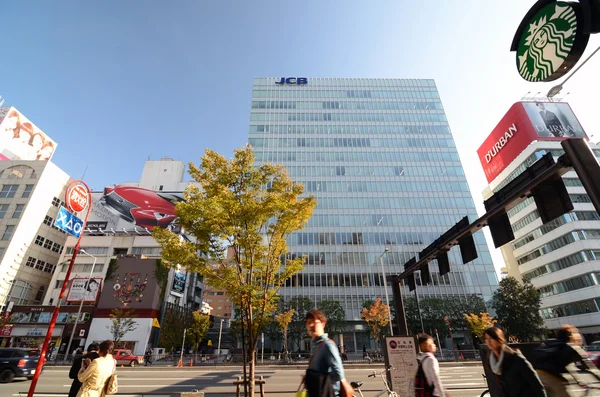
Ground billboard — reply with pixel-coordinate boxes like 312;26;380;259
171;271;187;297
66;278;103;302
86;186;185;235
97;257;161;310
477;101;588;183
0;106;57;161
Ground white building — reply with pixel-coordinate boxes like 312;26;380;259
0;160;71;312
480;101;600;339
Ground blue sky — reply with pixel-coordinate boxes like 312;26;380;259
2;1;600;268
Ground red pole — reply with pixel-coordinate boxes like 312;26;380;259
27;181;92;397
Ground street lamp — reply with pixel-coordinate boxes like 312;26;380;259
64;249;98;357
217;318;224;357
379;248;393;336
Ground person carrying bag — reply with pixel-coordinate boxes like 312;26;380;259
302;309;354;397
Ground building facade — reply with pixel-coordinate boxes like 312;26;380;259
248;77;498;350
0;160;71;312
479;101;600;339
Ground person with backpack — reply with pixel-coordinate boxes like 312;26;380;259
534;324;600;396
483;327;546;397
414;333;449;397
302;309;353;397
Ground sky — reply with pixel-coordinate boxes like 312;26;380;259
2;0;600;271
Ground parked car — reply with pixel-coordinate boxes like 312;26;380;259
113;349;144;367
0;348;44;383
585;342;600;366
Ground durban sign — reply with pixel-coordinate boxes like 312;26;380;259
510;1;593;82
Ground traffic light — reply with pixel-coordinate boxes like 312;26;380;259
436;251;450;277
404;259;416;291
420;264;431;286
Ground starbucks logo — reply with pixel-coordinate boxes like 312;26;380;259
515;1;589;82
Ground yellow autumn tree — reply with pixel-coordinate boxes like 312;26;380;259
464;312;497;339
361;297;390;352
153;147;316;397
275;308;294;360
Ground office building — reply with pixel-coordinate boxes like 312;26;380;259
248;77;498;350
479;101;600;339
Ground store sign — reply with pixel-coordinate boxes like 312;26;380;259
27;329;44;337
66;181;89;213
511;1;590;82
55;207;84;238
171;271;187;297
0;325;12;337
477;101;588;183
275;77;307;85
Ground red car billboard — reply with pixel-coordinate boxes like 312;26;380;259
477;102;588;183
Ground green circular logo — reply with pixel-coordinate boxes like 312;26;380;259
516;2;584;82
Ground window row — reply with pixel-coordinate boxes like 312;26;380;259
251;100;444;111
310;196;475;211
539;272;600;298
59;262;105;273
517;230;600;266
0;203;25;219
523;250;598;281
0;184;33;199
10;311;90;324
254;78;436;88
508;194;593;220
300;180;471;194
42;215;67;234
65;247;109;255
252;88;440;100
24;256;56;273
33;235;63;253
249;137;456;149
51;196;65;208
283;165;465;178
131;247;162;256
251;124;451;136
257;147;460;163
291;231;437;246
541;298;600;319
250;111;448;124
305;212;477;230
512;212;600;250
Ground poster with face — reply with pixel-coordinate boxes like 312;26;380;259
522;102;588;139
0;106;57;161
66;278;102;302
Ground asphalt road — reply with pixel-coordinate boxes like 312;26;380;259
1;365;489;397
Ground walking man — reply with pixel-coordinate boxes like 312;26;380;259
415;333;449;397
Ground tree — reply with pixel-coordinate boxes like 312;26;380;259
464;312;497;339
361;298;390;352
285;296;314;352
492;276;544;342
318;300;346;339
275;308;294;360
153;147;316;397
107;309;138;346
187;310;211;353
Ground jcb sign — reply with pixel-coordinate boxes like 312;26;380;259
275;77;307;85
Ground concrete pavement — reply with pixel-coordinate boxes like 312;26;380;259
2;365;488;397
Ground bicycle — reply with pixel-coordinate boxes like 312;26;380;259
480;374;490;397
352;366;398;397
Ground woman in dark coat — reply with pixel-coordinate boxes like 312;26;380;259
67;343;99;397
483;327;547;397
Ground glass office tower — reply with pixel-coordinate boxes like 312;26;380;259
248;78;498;347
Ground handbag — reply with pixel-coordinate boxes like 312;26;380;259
339;379;355;397
104;360;118;395
296;380;308;397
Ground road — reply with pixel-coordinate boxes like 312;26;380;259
1;365;488;397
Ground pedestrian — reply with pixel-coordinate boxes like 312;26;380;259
68;343;99;397
483;327;546;397
144;348;152;366
76;340;116;397
302;309;354;397
414;333;449;397
534;324;600;396
342;346;348;362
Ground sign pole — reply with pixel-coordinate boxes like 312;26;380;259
27;181;92;397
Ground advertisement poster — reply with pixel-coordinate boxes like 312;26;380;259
521;102;587;139
385;336;417;395
0;106;57;161
171;271;187;296
86;187;186;237
66;278;102;302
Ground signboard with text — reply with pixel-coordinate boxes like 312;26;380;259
385;336;417;395
66;278;103;303
0;106;57;161
477;101;587;183
55;207;84;238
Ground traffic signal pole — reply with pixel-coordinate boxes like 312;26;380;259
392;139;600;337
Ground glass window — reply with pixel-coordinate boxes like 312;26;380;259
0;204;8;218
12;204;25;218
22;185;33;198
2;225;15;240
0;185;18;198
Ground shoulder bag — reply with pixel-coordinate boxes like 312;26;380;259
104;359;118;395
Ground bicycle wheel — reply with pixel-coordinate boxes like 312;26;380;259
480;390;490;397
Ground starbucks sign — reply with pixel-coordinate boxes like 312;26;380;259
511;1;590;82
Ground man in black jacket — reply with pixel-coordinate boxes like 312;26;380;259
68;343;99;397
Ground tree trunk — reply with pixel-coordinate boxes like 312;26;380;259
248;348;255;397
248;304;255;397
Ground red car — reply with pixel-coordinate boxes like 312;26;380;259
100;185;184;231
113;349;144;367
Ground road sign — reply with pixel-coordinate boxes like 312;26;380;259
66;181;89;213
54;207;84;238
152;318;160;328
